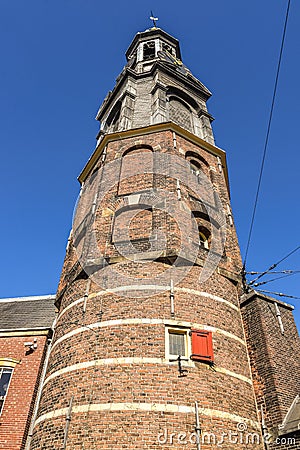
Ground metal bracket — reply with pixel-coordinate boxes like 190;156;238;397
177;355;188;377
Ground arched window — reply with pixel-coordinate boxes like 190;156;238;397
192;211;211;250
199;228;210;249
167;87;199;134
106;101;122;132
185;151;209;180
189;158;201;176
119;145;153;195
88;167;99;185
169;97;193;132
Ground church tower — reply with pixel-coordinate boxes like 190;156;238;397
29;26;265;449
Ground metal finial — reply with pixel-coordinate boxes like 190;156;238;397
150;11;158;28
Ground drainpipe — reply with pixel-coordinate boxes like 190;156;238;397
261;405;269;450
195;401;201;450
63;396;74;450
170;279;175;317
274;302;284;335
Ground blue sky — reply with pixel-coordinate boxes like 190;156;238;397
1;1;299;326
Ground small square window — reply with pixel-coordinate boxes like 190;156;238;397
169;331;186;356
165;327;214;364
0;368;13;414
166;328;189;360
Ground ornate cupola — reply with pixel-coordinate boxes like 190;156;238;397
96;27;215;145
125;27;181;70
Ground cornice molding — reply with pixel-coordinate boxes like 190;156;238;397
78;122;230;193
0;328;52;337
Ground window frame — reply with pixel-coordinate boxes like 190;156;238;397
165;326;214;366
165;326;191;362
0;367;13;415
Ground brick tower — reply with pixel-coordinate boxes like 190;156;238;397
29;27;265;449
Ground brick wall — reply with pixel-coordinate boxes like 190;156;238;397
0;334;49;450
30;129;264;449
241;292;300;449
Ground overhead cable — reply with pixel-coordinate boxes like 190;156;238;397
249;243;300;285
255;289;300;300
247;270;296;275
252;270;300;287
243;0;291;267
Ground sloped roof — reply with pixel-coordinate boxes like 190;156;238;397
279;395;300;436
0;295;56;330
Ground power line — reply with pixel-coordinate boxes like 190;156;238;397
248;243;300;285
256;289;300;301
247;270;297;275
252;270;300;287
243;0;291;268
272;243;300;267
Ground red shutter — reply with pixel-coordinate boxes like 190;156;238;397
191;329;214;363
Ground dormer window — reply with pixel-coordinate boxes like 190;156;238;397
143;41;155;60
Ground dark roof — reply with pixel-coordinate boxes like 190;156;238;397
0;295;56;330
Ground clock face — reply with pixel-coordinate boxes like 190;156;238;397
157;50;190;76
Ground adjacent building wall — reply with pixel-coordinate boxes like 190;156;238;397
0;296;56;450
241;291;300;448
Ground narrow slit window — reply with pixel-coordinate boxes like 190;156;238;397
199;231;209;249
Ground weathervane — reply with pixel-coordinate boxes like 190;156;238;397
150;11;158;28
